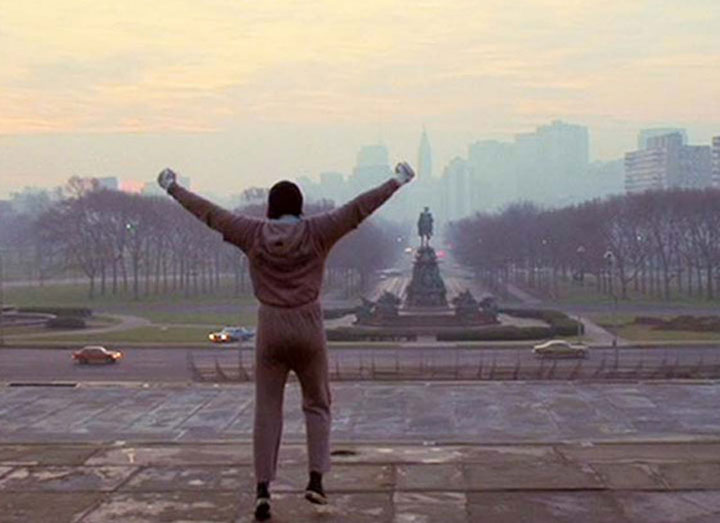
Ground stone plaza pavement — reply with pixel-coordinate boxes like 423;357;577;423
1;381;720;521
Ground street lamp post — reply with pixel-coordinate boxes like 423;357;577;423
604;250;618;348
573;245;587;342
0;250;5;347
575;245;586;286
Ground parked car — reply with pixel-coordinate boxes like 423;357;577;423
208;326;255;343
72;345;123;364
532;340;588;359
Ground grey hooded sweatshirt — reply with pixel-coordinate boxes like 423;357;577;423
168;179;400;308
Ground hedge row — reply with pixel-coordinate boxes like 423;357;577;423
46;317;87;329
19;306;93;318
636;315;720;332
499;308;583;337
327;308;582;342
325;327;417;342
323;307;357;320
437;326;553;341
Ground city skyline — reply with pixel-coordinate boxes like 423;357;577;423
6;122;719;220
1;1;719;198
2;120;716;200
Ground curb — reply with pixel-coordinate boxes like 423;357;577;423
4;342;720;351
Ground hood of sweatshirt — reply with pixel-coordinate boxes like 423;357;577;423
254;219;315;268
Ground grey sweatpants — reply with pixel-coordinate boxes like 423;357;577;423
253;301;332;483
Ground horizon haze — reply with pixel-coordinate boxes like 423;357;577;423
1;0;719;198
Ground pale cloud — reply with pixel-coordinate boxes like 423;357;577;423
0;0;719;196
4;0;717;134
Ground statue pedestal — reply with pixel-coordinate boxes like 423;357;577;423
404;246;448;308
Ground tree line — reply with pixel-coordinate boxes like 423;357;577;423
1;178;406;300
448;188;720;301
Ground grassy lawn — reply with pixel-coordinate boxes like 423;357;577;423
87;315;124;327
27;326;223;344
3;315;119;338
524;277;720;309
589;313;720;342
146;311;257;326
588;313;646;327
3;282;261;343
613;325;720;342
4;282;259;323
4;281;257;307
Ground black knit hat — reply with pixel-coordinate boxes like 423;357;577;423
267;180;303;219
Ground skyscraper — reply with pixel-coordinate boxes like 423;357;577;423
349;143;402;220
417;127;432;182
95;177;119;191
319;171;347;204
712;136;720;188
514;120;589;206
468;139;516;209
351;144;391;189
625;133;712;193
637;128;687;150
441;157;473;222
408;129;442;227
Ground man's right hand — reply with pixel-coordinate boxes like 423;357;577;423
394;162;415;185
157;168;178;191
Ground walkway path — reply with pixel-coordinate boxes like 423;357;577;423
2;381;718;444
2;439;720;522
1;381;720;522
503;282;628;347
504;282;543;305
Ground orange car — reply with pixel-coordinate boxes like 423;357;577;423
72;345;123;364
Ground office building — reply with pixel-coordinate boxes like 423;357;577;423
712;136;720;188
319;171;347;205
625;133;712;193
467;140;516;210
582;160;624;199
417;127;432;182
637;128;687;150
406;130;442;225
441;157;473;222
350;144;391;190
140;175;190;197
512;120;589;206
95;177;119;191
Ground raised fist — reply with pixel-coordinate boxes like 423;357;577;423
394;162;415;185
157;168;177;191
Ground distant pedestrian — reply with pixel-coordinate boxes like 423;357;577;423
158;161;415;520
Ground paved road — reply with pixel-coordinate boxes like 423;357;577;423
2;345;720;383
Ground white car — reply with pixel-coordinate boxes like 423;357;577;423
532;340;588;359
208;327;255;343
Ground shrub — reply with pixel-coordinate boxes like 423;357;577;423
325;327;416;341
323;307;357;320
437;326;553;341
21;306;93;318
634;316;666;326
46;316;87;329
499;308;583;337
656;315;720;332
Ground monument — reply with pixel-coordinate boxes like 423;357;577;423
352;207;498;331
405;207;448;308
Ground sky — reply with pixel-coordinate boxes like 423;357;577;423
1;0;719;198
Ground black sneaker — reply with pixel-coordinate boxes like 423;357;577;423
305;471;328;505
255;482;271;521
